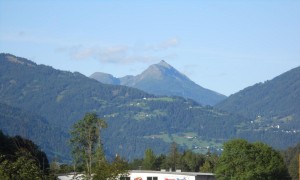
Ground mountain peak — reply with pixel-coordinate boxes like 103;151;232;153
157;60;172;69
90;59;226;105
1;53;37;67
90;72;120;85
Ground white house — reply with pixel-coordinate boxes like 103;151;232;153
124;170;215;180
57;170;215;180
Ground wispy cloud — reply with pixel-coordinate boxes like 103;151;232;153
58;38;180;64
158;38;179;49
69;45;128;63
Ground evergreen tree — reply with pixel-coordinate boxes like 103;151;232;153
200;152;218;173
166;142;181;171
93;156;128;180
181;150;205;172
142;149;156;170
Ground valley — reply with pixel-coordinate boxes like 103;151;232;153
0;53;299;162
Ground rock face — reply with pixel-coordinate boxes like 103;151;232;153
91;60;226;105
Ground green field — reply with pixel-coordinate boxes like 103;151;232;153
144;132;224;154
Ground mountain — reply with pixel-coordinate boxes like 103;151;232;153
0;102;69;160
1;53;298;162
90;60;226;105
90;72;120;85
216;66;300;147
0;53;245;161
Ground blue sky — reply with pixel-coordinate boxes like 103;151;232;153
1;0;299;96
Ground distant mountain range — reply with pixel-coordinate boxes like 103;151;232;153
1;53;299;162
90;60;226;106
0;53;244;161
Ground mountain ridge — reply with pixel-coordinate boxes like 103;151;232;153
216;66;300;119
0;53;243;161
90;60;226;105
1;53;299;162
216;65;300;137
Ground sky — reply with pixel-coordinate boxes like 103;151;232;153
1;0;299;96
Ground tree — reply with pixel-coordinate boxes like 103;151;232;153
166;142;181;171
12;135;49;174
70;112;107;179
0;130;49;179
128;158;143;170
215;139;290;180
283;142;300;180
0;152;44;180
142;149;156;170
200;152;218;173
93;156;129;180
181;150;204;172
154;154;167;170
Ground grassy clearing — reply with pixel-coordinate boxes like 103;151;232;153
146;97;175;102
144;132;223;154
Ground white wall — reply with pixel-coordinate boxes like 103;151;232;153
129;171;196;180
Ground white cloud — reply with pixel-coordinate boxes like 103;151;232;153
158;38;179;49
58;38;179;64
70;45;128;63
146;38;180;51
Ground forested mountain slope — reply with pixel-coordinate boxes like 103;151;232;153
0;102;69;160
0;53;242;161
216;66;300;148
1;53;298;161
90;60;226;105
216;66;300;130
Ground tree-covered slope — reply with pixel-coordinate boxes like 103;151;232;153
0;53;152;129
0;102;69;161
91;60;226;106
0;53;245;161
215;66;300;149
216;66;300;129
1;53;297;161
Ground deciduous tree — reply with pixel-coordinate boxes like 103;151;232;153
215;139;289;180
70;112;107;179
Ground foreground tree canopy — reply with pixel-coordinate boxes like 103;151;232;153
215;139;290;180
283;142;300;180
0;130;49;179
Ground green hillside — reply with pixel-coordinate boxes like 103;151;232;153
216;66;300;148
0;53;246;161
1;53;298;162
0;102;69;160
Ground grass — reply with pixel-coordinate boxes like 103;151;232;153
146;97;175;102
144;132;224;154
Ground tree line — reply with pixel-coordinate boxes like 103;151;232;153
67;113;294;180
1;112;299;179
